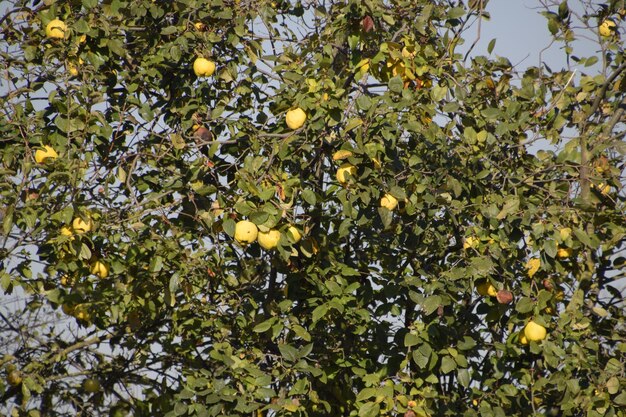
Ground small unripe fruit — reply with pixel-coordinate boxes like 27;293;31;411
7;370;23;386
83;378;101;393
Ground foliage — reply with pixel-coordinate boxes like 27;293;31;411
1;0;625;416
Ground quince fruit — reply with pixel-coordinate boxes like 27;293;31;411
193;57;216;77
286;108;306;130
258;229;281;250
336;163;357;184
234;220;258;244
46;19;67;39
599;19;616;37
380;193;398;210
90;260;109;279
72;216;94;234
524;320;547;342
35;146;58;163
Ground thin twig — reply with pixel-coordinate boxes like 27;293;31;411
463;0;484;62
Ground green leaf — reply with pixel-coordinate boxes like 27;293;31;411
254;318;275;333
107;39;126;56
312;304;329;323
249;210;269;225
604;358;623;374
430;85;448;101
447;7;466;19
496;197;519;220
0;272;11;292
572;228;596;248
442;102;460;112
614;391;626;406
2;207;12;236
343;118;363;133
301;189;316;205
412;344;432;369
606;376;619;395
222;218;236;237
378;207;393;229
171;134;185;150
404;332;420;347
543;240;557;258
515;297;534;313
584;56;598;67
548;18;559;35
149;256;163;272
356;95;372;110
278;344;298;362
422;296;441;315
389;76;404;93
558;1;569;19
291;324;311;341
358;402;380;417
482;107;501;120
356;387;377;402
173;401;187;416
440;356;456;373
458;368;470;387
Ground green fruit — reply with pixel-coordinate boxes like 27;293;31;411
7;370;22;386
83;378;101;393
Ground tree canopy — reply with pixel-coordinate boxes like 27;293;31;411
1;0;625;416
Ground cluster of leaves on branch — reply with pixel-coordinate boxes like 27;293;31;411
1;0;625;416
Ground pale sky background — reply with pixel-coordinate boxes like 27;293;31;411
467;1;597;70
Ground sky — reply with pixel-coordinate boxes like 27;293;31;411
467;1;597;71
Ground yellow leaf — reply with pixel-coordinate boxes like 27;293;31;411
332;150;353;161
526;258;540;278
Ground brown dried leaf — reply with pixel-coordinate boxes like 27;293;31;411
361;15;374;33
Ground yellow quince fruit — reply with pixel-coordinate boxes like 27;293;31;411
524;320;547;342
90;260;109;279
72;216;94;234
35;146;58;163
234;220;258;244
258;229;281;250
193;57;216;77
599;19;616;37
286;108;306;130
46;19;67;39
336;163;357;184
380;193;398;210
